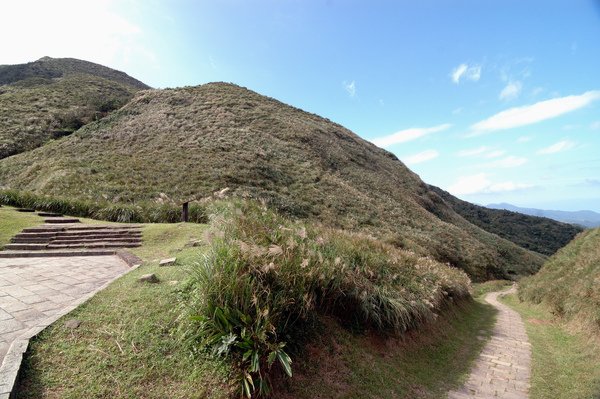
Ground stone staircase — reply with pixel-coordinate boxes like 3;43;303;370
0;216;142;258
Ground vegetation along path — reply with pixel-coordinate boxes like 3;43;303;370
449;286;531;399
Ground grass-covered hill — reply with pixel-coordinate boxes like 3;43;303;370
429;185;583;256
0;57;149;158
0;82;545;280
519;228;600;336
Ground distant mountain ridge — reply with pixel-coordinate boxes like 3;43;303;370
487;203;600;228
429;186;582;256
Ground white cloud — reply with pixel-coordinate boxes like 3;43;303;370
517;136;532;143
484;150;506;159
343;80;356;97
499;81;522;101
447;173;533;195
457;146;489;157
371;123;451;148
0;0;156;71
451;64;467;84
484;156;528;168
456;147;505;159
531;87;544;97
537;140;576;155
209;55;217;70
403;150;439;165
451;63;481;84
470;91;600;134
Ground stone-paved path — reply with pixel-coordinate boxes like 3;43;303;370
0;256;129;366
448;286;531;399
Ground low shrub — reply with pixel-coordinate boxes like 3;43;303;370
0;189;208;224
180;201;471;397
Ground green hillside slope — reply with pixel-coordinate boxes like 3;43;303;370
0;57;149;158
0;82;545;280
429;185;583;256
519;228;600;335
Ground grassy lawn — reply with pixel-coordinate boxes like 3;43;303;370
11;208;498;399
15;221;235;399
501;294;600;399
279;299;497;398
0;206;45;248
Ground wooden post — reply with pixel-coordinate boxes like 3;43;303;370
182;202;189;223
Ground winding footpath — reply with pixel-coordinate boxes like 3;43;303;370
448;286;531;399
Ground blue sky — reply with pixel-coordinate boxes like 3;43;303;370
2;0;600;211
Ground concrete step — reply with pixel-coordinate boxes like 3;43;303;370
10;234;142;244
4;243;48;250
52;233;141;240
44;218;81;224
51;237;142;244
11;237;53;244
58;225;142;231
21;225;142;233
15;230;141;239
0;249;117;258
47;242;141;249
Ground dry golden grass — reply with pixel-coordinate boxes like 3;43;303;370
519;228;600;338
0;82;545;280
0;57;148;158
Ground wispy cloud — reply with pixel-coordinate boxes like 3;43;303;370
404;150;439;165
469;91;600;135
456;146;504;159
484;156;528;168
457;146;489;157
537;140;576;155
209;55;217;70
450;63;481;84
447;173;533;196
590;121;600;130
371;123;451;148
531;87;544;97
484;150;506;159
517;136;532;143
499;81;522;101
342;80;356;97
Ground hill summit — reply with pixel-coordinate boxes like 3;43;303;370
0;82;546;280
0;57;149;158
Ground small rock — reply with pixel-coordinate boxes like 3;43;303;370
214;187;230;199
139;273;159;283
185;239;202;248
168;280;179;286
64;319;81;329
159;257;177;267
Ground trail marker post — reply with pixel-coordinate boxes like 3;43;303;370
182;202;189;223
